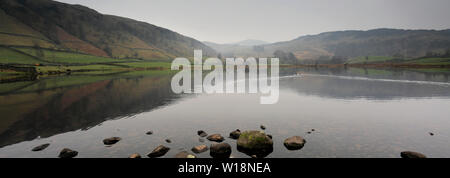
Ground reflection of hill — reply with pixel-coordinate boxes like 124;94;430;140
282;72;450;100
0;74;179;147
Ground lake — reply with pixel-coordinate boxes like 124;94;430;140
0;67;450;158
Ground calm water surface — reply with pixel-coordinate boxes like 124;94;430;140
0;68;449;158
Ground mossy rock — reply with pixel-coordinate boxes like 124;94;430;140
237;130;273;158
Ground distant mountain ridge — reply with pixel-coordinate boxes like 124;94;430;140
231;39;268;46
205;29;450;63
265;28;450;60
0;0;216;60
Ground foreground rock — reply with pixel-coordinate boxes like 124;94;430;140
59;148;78;158
237;130;273;158
103;137;121;145
210;143;232;158
147;145;170;158
32;143;50;151
175;151;196;158
207;134;225;142
198;130;208;137
284;136;306;150
191;145;208;153
129;153;141;158
401;151;427;158
229;129;241;139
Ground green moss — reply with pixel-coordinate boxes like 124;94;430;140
237;131;272;149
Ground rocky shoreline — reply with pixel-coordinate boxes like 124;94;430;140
29;125;428;158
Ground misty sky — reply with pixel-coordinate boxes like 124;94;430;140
56;0;450;44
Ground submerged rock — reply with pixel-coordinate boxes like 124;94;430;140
311;129;315;132
147;145;170;158
306;131;312;134
210;143;232;158
103;137;121;145
32;143;50;151
191;145;208;153
199;138;205;143
401;151;427;158
58;148;78;158
129;153;141;158
146;131;153;135
175;151;196;158
229;129;241;139
198;130;208;137
165;139;172;143
284;136;306;150
237;130;273;158
207;134;225;142
429;132;434;136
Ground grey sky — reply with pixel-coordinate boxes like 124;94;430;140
56;0;450;44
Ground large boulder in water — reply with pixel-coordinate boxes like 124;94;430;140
237;130;273;158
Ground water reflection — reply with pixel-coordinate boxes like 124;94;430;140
0;68;449;157
0;71;179;147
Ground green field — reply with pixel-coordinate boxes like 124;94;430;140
0;46;172;76
13;47;128;64
403;57;450;65
0;47;45;64
120;61;172;68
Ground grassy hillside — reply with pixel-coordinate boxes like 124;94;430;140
0;0;216;61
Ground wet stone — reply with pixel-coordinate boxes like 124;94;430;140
401;151;427;158
175;151;196;158
198;130;208;137
237;130;273;158
284;136;306;150
103;137;121;145
32;143;50;152
229;129;241;139
147;145;170;158
129;153;141;158
191;145;208;153
210;143;232;158
207;134;225;142
59;148;78;158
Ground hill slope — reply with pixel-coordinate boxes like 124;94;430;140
264;29;450;60
207;29;450;63
0;0;216;61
